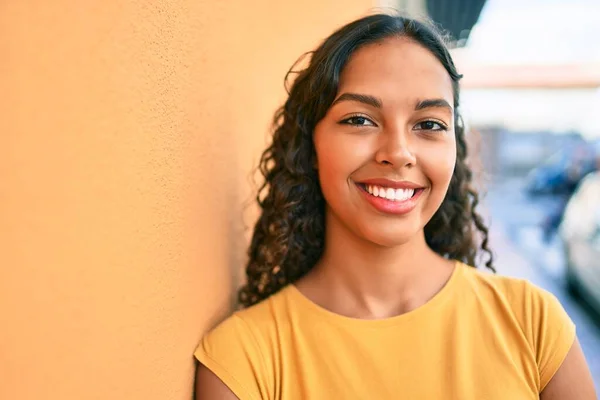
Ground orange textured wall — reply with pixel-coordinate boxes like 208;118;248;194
0;1;371;399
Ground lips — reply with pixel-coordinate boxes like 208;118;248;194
353;178;426;215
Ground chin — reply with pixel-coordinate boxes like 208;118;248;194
356;221;423;248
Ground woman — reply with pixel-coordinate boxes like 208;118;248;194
195;13;596;399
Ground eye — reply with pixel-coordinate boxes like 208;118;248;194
414;120;447;132
340;115;376;127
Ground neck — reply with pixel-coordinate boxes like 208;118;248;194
304;211;453;319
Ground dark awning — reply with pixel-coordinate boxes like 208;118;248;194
426;0;488;45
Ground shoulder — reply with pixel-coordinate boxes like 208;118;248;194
459;262;562;313
199;285;291;358
459;263;574;337
194;287;293;399
458;262;576;391
232;285;294;341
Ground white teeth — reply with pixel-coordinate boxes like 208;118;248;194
396;188;414;201
386;188;395;200
363;184;416;201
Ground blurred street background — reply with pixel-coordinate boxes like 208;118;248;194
387;0;600;387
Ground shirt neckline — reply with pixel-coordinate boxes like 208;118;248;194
286;260;464;329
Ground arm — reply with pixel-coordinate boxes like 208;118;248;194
194;314;269;400
540;338;597;400
195;363;240;400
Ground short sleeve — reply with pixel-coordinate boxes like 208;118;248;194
526;283;577;392
195;314;271;400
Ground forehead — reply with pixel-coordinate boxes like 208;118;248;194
337;37;454;105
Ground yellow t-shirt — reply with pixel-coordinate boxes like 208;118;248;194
195;261;576;399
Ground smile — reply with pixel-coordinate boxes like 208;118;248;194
355;182;425;215
362;184;416;201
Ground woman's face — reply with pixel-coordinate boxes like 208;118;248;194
313;37;457;247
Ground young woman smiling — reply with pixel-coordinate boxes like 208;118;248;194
195;13;596;400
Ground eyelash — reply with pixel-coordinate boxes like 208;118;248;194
414;120;448;132
339;114;376;127
339;114;448;132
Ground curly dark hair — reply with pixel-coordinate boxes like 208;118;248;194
239;13;495;308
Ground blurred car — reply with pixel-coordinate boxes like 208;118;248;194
525;144;598;196
559;171;600;313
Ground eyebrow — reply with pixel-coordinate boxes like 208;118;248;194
331;93;453;113
414;98;453;113
331;93;382;108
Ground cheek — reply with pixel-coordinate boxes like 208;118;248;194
422;141;457;191
314;129;370;192
315;151;350;205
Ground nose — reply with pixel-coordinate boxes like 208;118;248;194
374;126;416;168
